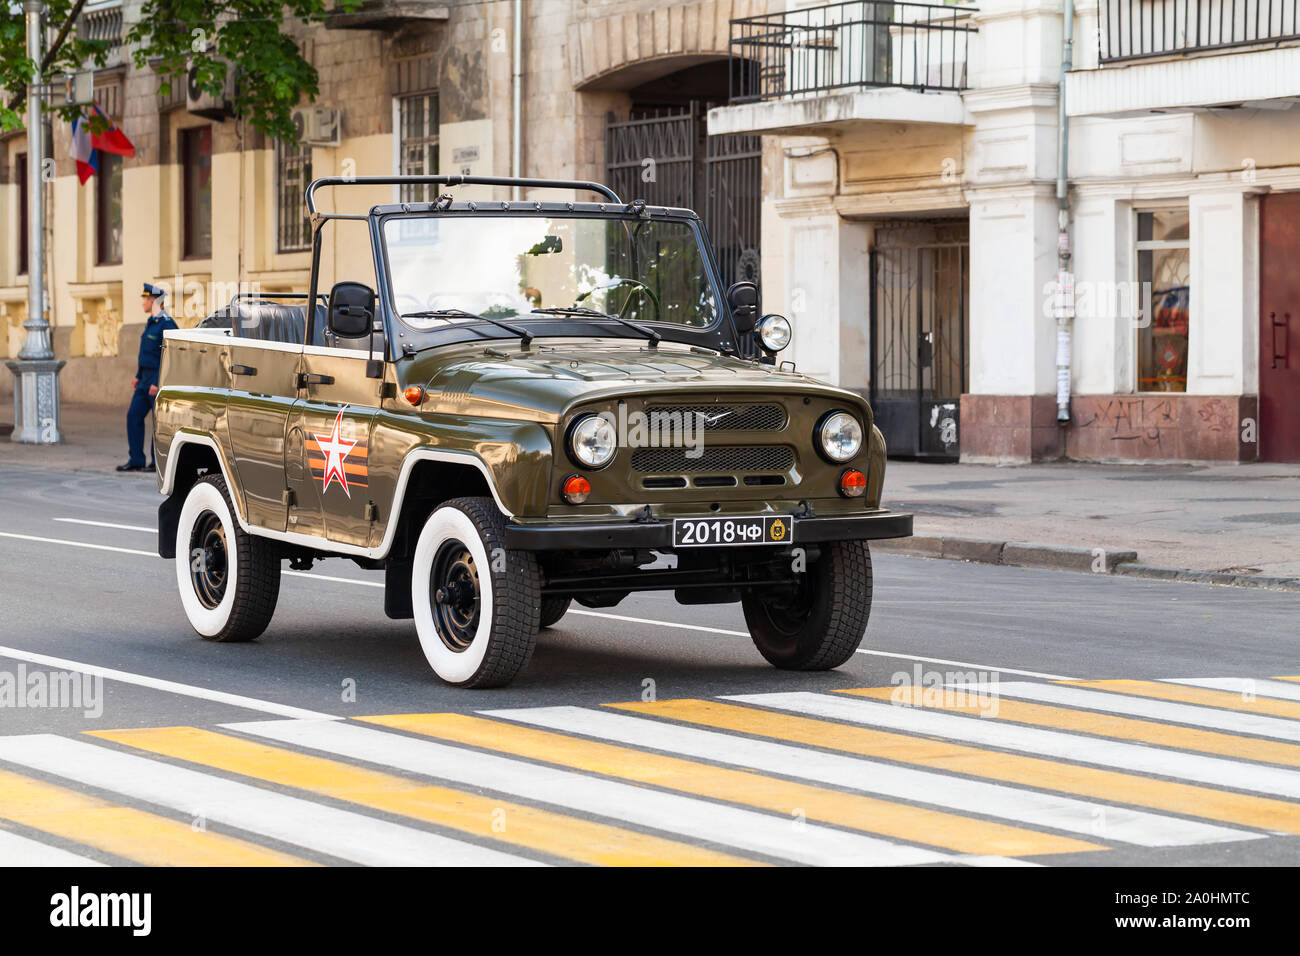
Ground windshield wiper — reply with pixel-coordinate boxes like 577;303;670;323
531;307;660;346
402;309;533;348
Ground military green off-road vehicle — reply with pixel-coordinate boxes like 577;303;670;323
154;175;911;687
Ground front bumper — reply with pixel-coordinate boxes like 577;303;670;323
503;510;912;551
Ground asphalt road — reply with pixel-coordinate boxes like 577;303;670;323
1;461;1298;868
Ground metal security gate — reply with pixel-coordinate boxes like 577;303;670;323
605;104;761;290
870;224;969;459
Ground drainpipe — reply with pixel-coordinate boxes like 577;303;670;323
1054;0;1075;423
511;0;522;200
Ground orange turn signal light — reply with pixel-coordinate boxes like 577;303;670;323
404;385;425;406
562;474;591;505
839;468;867;498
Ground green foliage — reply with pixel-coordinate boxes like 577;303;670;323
1;0;360;139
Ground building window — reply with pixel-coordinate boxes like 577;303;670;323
181;126;213;258
277;138;312;253
16;152;27;275
1136;208;1190;393
96;152;123;265
397;92;438;202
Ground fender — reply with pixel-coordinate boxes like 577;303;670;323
160;431;514;560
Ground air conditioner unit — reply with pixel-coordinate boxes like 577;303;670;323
186;62;234;120
291;106;341;147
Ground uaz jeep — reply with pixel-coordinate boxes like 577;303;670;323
155;176;911;687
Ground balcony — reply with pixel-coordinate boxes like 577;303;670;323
1069;0;1300;116
711;1;977;137
79;0;125;67
325;0;449;30
1099;0;1300;62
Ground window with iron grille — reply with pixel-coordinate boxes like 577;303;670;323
397;92;439;202
277;138;312;253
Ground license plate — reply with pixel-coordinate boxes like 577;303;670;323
672;515;793;548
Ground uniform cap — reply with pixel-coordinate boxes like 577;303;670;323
142;282;166;299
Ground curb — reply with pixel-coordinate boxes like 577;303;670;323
872;534;1300;592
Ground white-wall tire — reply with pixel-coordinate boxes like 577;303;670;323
411;496;540;687
174;474;280;642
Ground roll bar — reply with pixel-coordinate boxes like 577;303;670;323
305;175;622;217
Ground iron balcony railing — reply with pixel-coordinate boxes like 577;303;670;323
729;1;977;103
1100;0;1300;61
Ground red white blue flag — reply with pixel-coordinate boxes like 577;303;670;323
68;104;135;185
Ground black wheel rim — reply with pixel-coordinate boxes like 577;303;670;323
754;572;818;641
430;541;481;652
189;510;229;609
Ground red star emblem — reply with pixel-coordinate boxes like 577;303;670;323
312;408;357;498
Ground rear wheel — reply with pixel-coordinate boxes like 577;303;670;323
742;540;872;670
173;474;280;643
411;496;541;688
539;596;571;630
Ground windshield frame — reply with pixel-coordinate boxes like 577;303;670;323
372;202;741;357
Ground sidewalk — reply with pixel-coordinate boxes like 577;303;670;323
881;458;1300;582
4;402;1299;583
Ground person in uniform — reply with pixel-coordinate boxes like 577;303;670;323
116;283;177;473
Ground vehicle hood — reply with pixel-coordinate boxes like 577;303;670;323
401;339;866;420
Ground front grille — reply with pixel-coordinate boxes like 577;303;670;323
644;403;785;432
631;445;795;474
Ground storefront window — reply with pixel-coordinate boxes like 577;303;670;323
1136;208;1190;392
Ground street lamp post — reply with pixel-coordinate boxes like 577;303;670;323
5;0;64;445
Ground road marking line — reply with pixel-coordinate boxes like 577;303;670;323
363;712;1100;858
484;704;1248;848
567;610;1077;680
225;718;951;866
619;697;1300;836
1;527;1083;681
1079;678;1300;721
1273;676;1300;684
750;690;1300;801
0;827;105;867
0;767;309;867
54;518;154;533
1164;678;1300;703
0;645;338;721
984;681;1300;743
94;726;753;868
0;735;538;867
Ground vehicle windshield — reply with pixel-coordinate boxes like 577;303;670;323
383;214;720;334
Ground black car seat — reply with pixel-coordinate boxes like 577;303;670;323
232;300;307;345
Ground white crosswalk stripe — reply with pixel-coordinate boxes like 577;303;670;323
0;735;538;867
0;828;105;867
970;681;1300;742
1163;677;1300;703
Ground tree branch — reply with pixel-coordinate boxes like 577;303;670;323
5;0;92;119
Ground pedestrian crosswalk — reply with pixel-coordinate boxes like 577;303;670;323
2;674;1299;867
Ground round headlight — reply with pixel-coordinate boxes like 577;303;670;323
569;414;617;469
757;314;792;352
819;411;863;462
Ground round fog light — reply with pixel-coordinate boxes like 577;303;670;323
757;314;792;353
839;469;867;498
562;474;591;505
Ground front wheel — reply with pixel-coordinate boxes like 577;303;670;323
411;497;541;688
742;540;872;670
173;474;281;643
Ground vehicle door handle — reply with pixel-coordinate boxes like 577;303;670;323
1272;312;1290;369
230;364;257;376
297;373;335;387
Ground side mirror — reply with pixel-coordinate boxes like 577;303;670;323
328;281;375;338
726;281;759;333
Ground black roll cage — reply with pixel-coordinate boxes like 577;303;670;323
303;175;749;361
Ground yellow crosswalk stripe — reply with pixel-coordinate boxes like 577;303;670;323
846;686;1300;769
91;726;752;867
615;697;1300;837
363;711;1104;857
0;767;309;866
1273;677;1300;684
1065;679;1300;720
